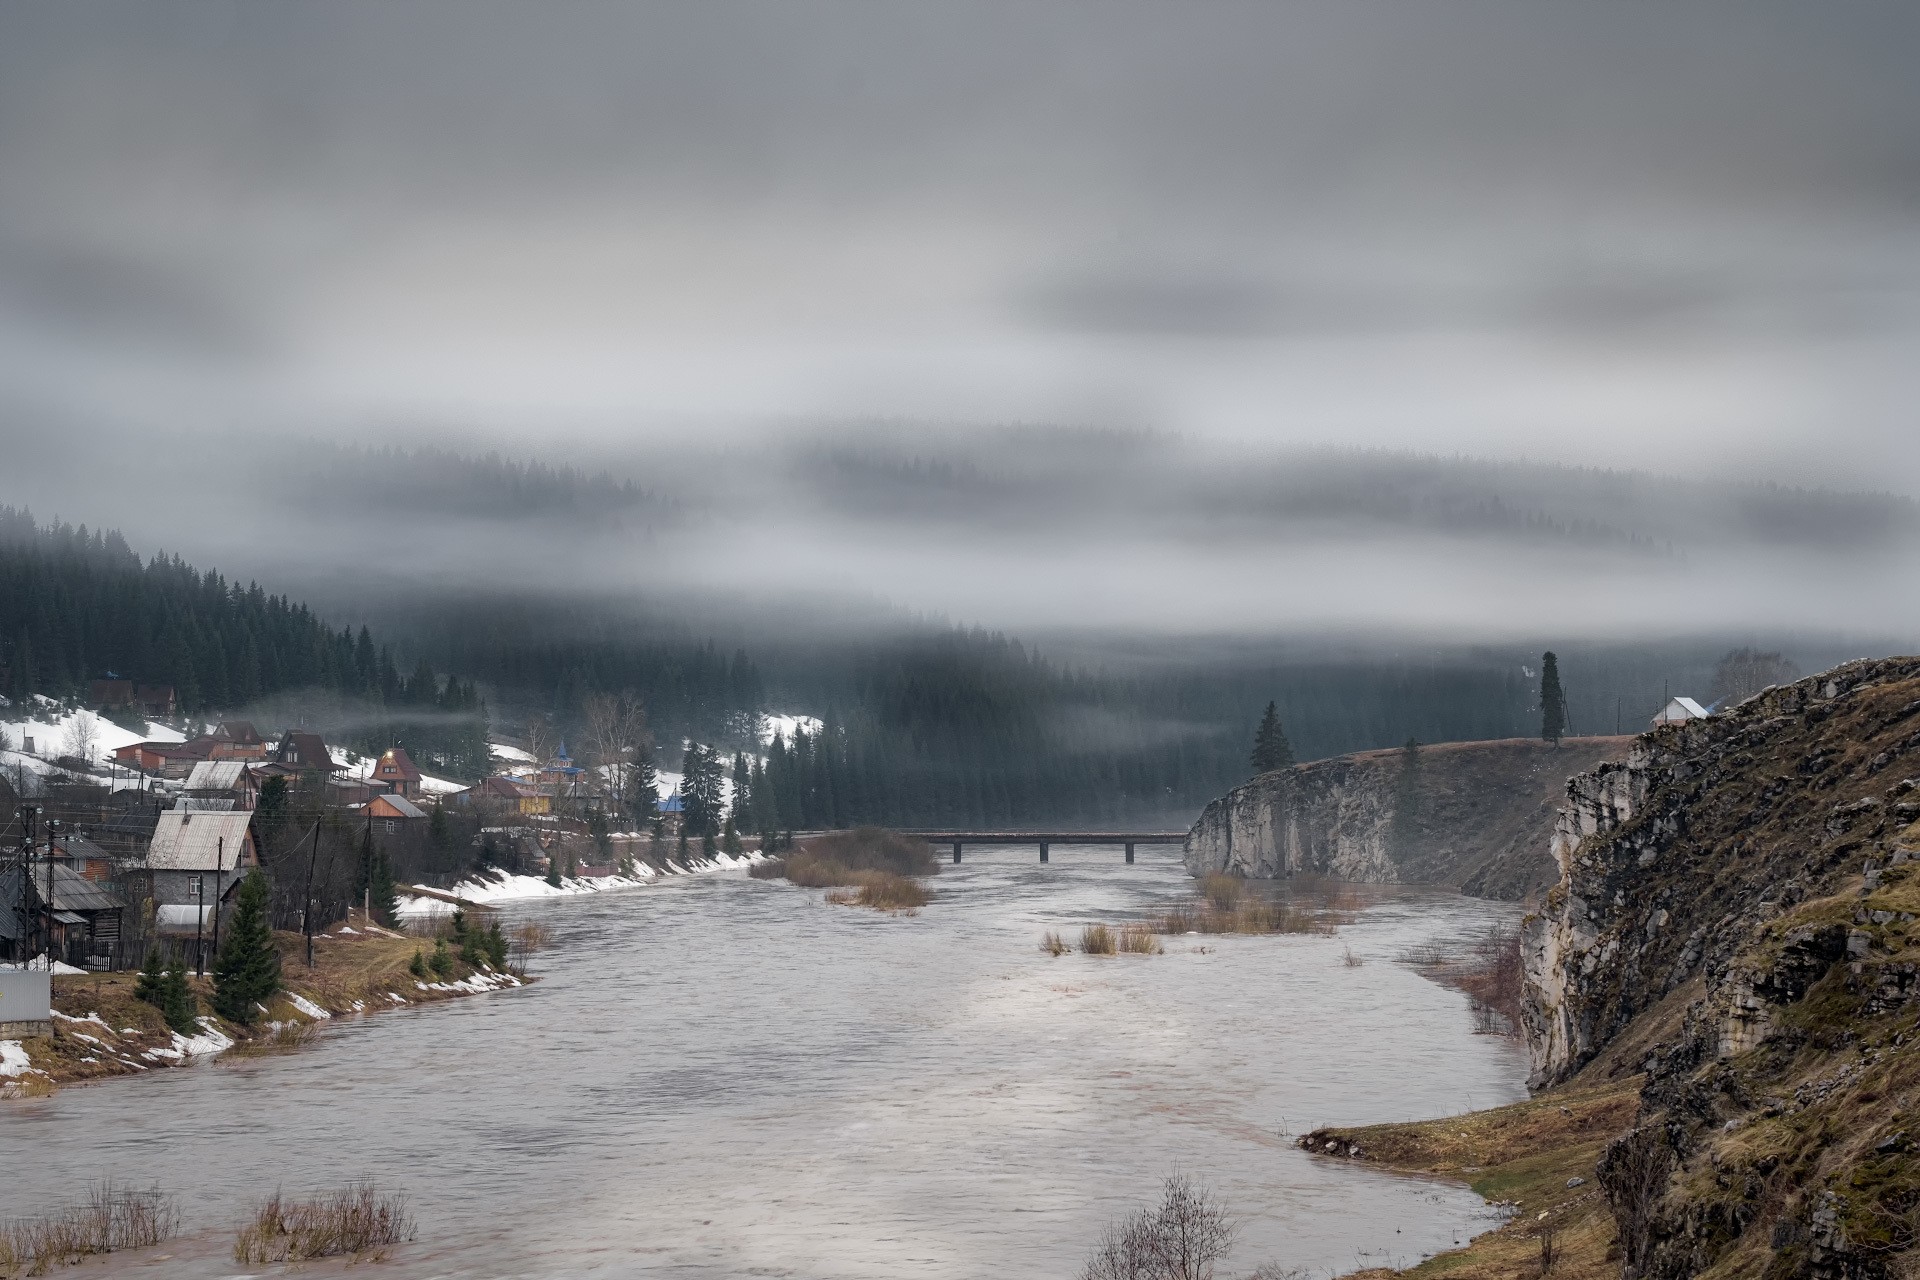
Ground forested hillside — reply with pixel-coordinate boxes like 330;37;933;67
0;504;1862;825
0;508;487;775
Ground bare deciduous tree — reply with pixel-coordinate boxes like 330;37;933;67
1081;1174;1237;1280
1708;648;1799;708
63;710;99;764
1598;1126;1674;1280
523;715;555;769
581;692;650;806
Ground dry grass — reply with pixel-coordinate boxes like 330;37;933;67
1079;924;1116;955
222;1020;314;1061
1342;945;1364;967
1040;930;1071;956
1297;1082;1640;1280
1399;925;1525;1035
1155;874;1356;937
823;870;931;912
0;1182;176;1276
782;827;939;884
1118;924;1164;954
233;1185;415;1265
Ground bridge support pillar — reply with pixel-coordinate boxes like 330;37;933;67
1039;841;1049;863
952;842;962;864
1125;842;1135;864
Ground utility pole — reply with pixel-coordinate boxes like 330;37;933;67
44;818;59;972
211;836;225;963
303;819;324;969
193;873;205;976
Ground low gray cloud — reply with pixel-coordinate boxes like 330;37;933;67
1;2;1918;642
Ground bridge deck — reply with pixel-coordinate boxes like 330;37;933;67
904;831;1187;843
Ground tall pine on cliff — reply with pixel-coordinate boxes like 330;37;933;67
211;870;281;1025
1540;651;1567;744
1249;701;1296;775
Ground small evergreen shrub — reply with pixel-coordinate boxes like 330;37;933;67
408;950;428;979
160;956;198;1036
133;949;166;1008
211;871;281;1026
428;940;454;978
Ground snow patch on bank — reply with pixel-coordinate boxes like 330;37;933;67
393;854;763;917
140;1018;234;1062
0;1041;36;1077
2;957;88;975
284;993;332;1020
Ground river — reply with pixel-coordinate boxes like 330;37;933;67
0;846;1528;1278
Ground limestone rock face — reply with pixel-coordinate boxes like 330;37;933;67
1184;737;1630;899
1521;655;1920;1090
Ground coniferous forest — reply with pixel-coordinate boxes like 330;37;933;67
0;505;1853;825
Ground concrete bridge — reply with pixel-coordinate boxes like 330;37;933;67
901;831;1189;864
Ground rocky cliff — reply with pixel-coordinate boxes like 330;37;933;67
1183;736;1630;898
1520;656;1920;1278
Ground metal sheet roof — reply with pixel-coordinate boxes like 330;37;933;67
146;810;253;871
184;760;250;791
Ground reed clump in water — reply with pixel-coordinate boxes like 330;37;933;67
1118;924;1164;954
754;828;938;911
1079;924;1116;955
1040;930;1071;956
1154;874;1355;936
0;1181;177;1275
823;870;931;912
223;1020;313;1061
233;1185;415;1265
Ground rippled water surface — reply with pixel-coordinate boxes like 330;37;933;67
1;848;1528;1277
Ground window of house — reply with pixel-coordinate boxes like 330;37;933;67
187;874;203;898
385;820;397;833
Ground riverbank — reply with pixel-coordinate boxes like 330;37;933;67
1301;1078;1639;1279
1;920;523;1097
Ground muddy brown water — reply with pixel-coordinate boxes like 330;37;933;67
0;847;1527;1277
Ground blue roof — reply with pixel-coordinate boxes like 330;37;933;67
658;793;684;813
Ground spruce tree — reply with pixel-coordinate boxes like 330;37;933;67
211;870;281;1026
546;856;563;888
1249;701;1295;774
428;804;453;856
1540;651;1567;745
370;850;398;925
161;954;198;1036
133;947;166;1007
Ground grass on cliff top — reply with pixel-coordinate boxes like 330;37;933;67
1303;1082;1639;1280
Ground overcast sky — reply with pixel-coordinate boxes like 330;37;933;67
1;3;1917;637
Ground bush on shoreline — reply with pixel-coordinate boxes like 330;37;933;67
233;1185;414;1265
0;1182;176;1275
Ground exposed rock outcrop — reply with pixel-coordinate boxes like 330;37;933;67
1184;736;1630;898
1519;656;1920;1279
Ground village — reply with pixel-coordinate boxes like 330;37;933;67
0;677;775;982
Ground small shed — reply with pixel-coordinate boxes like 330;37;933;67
1652;696;1711;727
365;792;428;834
